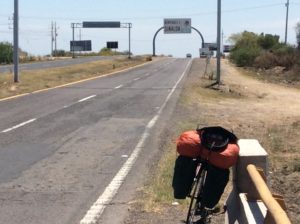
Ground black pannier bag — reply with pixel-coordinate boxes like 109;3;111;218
201;164;230;208
172;155;198;199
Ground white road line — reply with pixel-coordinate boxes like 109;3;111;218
133;77;140;81
78;95;97;103
1;118;37;133
114;84;123;89
79;60;192;224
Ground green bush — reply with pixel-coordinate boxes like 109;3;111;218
229;31;261;67
99;47;113;56
53;49;66;57
230;47;261;67
296;22;300;49
0;42;13;64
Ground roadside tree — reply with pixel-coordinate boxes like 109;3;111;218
296;22;300;49
229;31;261;66
0;42;13;64
258;33;280;50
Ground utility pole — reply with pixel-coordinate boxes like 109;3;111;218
71;23;75;58
54;22;58;56
79;28;82;55
128;23;132;59
216;0;221;84
13;0;19;82
51;22;54;56
71;23;81;58
284;0;290;44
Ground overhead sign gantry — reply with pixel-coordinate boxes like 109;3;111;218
71;21;132;58
82;21;121;28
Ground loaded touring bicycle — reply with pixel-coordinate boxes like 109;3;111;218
172;126;239;224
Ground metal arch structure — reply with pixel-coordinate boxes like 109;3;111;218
152;26;205;56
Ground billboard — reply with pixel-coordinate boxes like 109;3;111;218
106;41;118;49
70;40;92;51
164;18;191;34
82;21;121;28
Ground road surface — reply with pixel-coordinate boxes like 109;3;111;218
0;58;192;224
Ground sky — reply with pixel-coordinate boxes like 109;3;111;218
1;0;300;58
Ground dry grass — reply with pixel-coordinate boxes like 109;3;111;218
0;57;147;99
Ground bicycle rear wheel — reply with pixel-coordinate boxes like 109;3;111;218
186;165;207;224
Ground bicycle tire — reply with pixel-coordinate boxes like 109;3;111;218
186;164;207;224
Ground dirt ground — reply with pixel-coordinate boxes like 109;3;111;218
124;58;300;224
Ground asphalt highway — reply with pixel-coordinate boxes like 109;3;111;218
0;58;192;224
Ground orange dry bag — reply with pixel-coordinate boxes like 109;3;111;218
200;143;239;169
176;130;201;158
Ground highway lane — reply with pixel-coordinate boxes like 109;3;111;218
0;58;192;224
0;56;117;73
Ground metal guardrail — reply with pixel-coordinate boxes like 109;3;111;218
246;164;291;224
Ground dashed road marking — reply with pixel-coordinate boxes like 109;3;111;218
1;118;37;133
78;95;97;103
114;84;123;89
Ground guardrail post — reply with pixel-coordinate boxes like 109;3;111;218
247;164;291;224
235;139;268;194
225;140;291;224
225;139;268;224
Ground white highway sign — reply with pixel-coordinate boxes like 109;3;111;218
164;18;191;34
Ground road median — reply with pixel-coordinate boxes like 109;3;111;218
0;56;151;101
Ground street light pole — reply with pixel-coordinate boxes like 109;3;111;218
284;0;290;44
216;0;221;84
13;0;19;82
